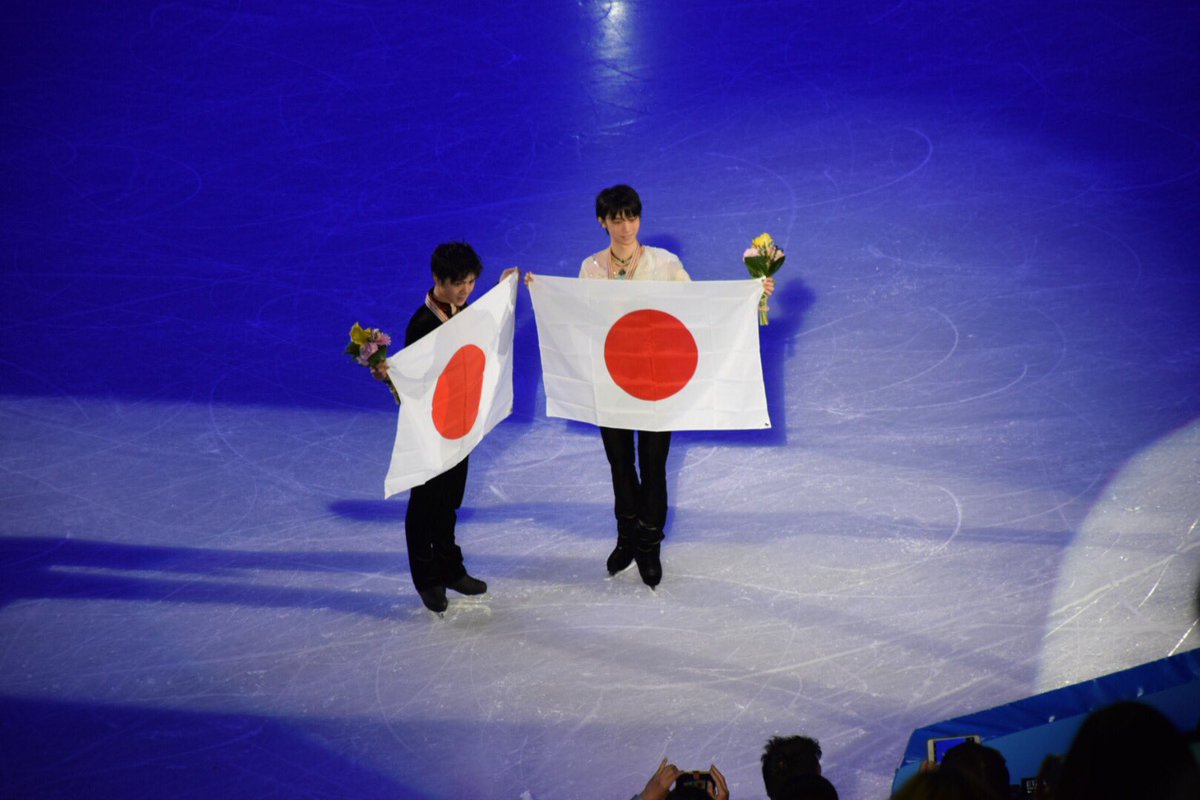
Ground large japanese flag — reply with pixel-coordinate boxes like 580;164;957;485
383;273;517;498
528;275;770;431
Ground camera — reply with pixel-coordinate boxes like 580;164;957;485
926;734;982;763
676;771;715;790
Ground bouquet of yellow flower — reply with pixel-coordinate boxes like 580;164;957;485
345;322;401;404
743;232;785;325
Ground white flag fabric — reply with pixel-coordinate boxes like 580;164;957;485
384;273;517;498
528;275;770;431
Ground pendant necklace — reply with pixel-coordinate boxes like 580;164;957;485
610;245;640;280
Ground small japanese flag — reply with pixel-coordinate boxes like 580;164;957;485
528;275;769;431
383;273;517;497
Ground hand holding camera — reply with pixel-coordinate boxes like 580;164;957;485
675;770;714;791
637;759;728;800
678;767;729;799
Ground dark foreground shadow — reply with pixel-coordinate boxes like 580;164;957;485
0;695;420;800
0;536;407;618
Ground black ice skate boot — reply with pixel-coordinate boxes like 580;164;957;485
417;585;448;613
448;573;488;595
606;515;638;575
633;524;664;588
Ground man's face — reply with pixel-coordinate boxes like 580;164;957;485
601;211;640;248
433;273;477;307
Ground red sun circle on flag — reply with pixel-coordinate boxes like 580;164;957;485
432;344;487;439
603;309;699;401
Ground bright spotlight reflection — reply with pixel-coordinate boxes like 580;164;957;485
1038;418;1200;691
597;0;631;59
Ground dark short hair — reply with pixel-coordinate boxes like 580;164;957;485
777;773;839;800
892;769;979;800
1056;701;1194;800
430;241;483;283
595;184;642;220
762;736;823;799
940;741;1009;799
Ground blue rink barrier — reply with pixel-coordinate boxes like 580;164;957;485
892;649;1200;793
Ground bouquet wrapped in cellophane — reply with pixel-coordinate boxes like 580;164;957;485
345;322;401;404
743;232;785;325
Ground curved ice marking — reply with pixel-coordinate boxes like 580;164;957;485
928;483;964;554
1044;553;1187;637
1135;529;1199;608
681;482;962;594
5;121;79;171
1027;305;1068;383
789;126;934;210
61;143;205;221
867;0;915;24
1079;222;1145;289
375;642;428;753
678;444;718;471
607;637;889;692
502;434;569;472
1097;114;1200;192
862;363;1031;412
795;308;873;339
982;391;1110;528
700;151;802;246
855;307;960;395
1171;620;1199;656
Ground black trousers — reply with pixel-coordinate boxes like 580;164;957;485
599;427;672;533
404;457;469;590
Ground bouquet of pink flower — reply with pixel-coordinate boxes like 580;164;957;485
743;232;785;325
345;322;400;404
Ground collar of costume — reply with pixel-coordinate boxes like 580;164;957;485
425;290;459;322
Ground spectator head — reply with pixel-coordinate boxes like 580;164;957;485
939;740;1010;799
891;768;985;800
762;735;823;799
1031;754;1063;800
1056;701;1194;800
776;773;839;800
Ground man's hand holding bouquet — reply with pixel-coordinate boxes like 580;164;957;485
743;232;785;325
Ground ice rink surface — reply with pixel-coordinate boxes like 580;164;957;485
2;2;1198;797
